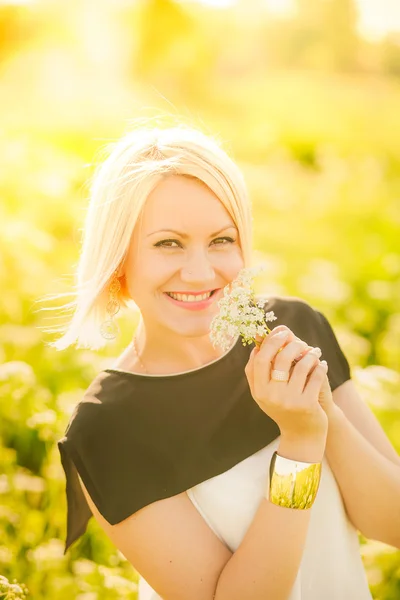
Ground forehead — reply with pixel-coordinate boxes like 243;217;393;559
138;175;234;233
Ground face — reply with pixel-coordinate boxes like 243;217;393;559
123;174;244;339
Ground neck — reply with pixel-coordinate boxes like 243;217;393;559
131;320;233;375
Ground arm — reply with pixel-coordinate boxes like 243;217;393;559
215;435;326;600
323;380;400;548
78;435;325;600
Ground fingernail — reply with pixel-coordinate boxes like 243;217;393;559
320;360;328;368
309;347;322;357
274;331;289;339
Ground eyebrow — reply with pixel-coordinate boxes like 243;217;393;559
147;224;237;238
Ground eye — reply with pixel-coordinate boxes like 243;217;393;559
154;237;236;249
154;239;181;248
213;236;236;245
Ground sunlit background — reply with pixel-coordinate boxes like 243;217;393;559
1;1;400;598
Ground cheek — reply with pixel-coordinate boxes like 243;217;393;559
125;251;175;293
223;247;245;276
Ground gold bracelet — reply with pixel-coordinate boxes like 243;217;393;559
267;451;322;510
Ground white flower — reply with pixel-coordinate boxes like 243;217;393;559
209;265;277;351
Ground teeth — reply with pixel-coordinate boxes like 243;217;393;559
168;291;212;302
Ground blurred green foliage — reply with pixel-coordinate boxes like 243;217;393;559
0;0;400;598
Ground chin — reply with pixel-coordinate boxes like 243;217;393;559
167;317;215;337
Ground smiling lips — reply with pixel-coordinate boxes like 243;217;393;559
168;288;216;295
166;290;216;303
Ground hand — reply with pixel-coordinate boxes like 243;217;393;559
245;326;329;442
259;328;337;420
264;330;340;422
317;372;342;422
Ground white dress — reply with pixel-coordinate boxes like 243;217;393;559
138;436;372;600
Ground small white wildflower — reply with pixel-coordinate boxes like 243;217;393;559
209;265;277;351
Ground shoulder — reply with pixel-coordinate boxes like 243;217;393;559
61;370;137;442
256;294;320;327
255;292;342;347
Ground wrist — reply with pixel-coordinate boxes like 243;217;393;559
267;451;322;509
326;404;346;433
278;433;327;463
327;402;346;424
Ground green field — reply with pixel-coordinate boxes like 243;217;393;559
1;1;400;597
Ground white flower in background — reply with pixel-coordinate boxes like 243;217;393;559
0;575;27;599
210;265;277;351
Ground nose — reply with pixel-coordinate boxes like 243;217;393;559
181;249;217;286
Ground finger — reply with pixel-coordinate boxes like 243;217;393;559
268;324;305;341
304;360;329;398
253;330;291;394
266;327;314;362
287;350;322;392
273;344;322;384
254;326;293;349
292;345;317;364
302;351;324;386
268;325;291;336
317;363;331;399
289;346;322;381
317;370;332;410
272;341;320;375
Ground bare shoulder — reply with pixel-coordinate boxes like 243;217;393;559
78;475;232;600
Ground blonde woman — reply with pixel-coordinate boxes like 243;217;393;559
56;124;400;600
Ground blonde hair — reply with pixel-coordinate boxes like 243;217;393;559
44;123;254;350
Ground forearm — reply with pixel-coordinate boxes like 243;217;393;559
215;437;325;600
325;406;400;548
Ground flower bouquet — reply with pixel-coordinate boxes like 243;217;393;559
209;265;277;351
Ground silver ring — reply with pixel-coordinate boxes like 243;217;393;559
271;369;290;382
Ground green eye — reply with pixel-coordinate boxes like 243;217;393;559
154;236;236;248
154;239;179;248
214;237;235;244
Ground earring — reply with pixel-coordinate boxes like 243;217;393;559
100;269;121;340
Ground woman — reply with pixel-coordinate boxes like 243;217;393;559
55;125;400;600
